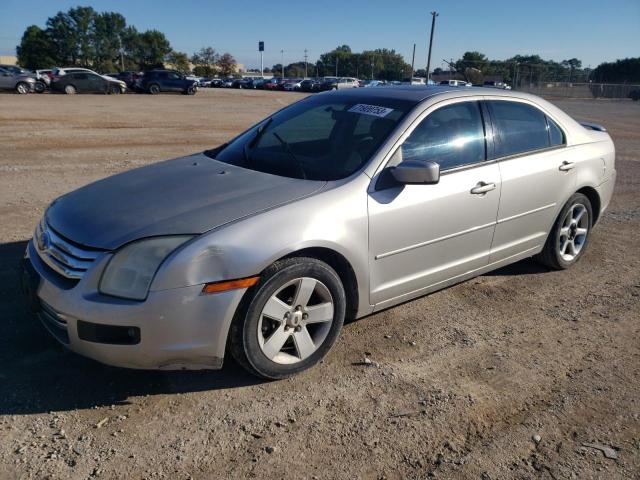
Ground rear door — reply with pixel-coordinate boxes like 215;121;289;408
486;99;576;263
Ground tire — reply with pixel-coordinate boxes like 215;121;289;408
185;84;197;95
34;81;46;93
229;257;346;380
535;193;593;270
148;84;160;95
64;84;77;95
108;84;121;95
15;82;30;94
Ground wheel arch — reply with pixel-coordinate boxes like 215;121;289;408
277;247;359;322
576;185;601;225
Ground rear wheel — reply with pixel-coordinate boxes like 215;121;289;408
535;193;593;269
15;82;30;94
34;81;46;93
185;84;197;95
148;84;160;94
229;257;346;379
64;84;77;95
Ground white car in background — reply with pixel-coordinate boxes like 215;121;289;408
439;79;472;87
402;77;427;86
336;77;359;89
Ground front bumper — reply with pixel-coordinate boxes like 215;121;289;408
22;239;246;370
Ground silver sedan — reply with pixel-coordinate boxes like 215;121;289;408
22;86;616;379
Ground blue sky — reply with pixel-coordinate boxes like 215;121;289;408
1;0;638;69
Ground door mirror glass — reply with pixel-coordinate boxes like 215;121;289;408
390;160;440;185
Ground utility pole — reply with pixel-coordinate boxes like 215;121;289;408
281;49;284;78
370;56;374;80
258;41;264;77
118;36;124;71
426;11;438;81
411;43;416;76
335;55;338;77
304;49;308;78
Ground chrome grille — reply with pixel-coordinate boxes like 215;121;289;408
34;219;101;280
39;300;70;344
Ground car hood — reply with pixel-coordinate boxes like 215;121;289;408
46;153;325;250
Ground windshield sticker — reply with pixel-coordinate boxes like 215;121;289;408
348;104;394;117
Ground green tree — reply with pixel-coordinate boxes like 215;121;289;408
191;46;219;77
166;50;191;74
16;25;56;69
592;57;640;83
217;52;237;77
136;30;172;69
93;12;127;72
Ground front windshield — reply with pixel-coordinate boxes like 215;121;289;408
208;94;414;180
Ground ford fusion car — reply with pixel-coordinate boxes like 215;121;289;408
22;86;616;379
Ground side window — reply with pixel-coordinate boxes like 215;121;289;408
489;101;550;157
74;73;88;80
547;116;565;146
168;72;180;80
158;72;169;79
401;101;486;171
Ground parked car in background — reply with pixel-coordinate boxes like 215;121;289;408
439;79;471;87
51;71;126;94
105;71;140;90
363;80;387;88
299;79;321;92
0;64;46;92
336;77;359;89
402;77;427;86
319;77;339;91
222;78;234;88
0;67;37;94
35;69;53;87
209;79;224;88
22;87;616;380
136;70;198;95
483;81;511;90
283;78;303;91
262;78;282;90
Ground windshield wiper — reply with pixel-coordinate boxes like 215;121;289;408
272;132;307;180
244;117;273;166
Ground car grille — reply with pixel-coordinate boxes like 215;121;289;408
34;219;101;280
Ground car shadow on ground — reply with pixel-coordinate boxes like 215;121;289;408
0;240;264;416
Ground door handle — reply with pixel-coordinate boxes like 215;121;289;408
559;161;575;171
470;182;496;195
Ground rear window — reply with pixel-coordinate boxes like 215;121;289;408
547;116;565;146
488;101;550;157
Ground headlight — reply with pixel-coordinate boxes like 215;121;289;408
99;236;193;300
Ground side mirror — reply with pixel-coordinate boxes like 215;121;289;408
390;160;440;185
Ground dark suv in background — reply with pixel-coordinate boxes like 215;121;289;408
136;70;198;95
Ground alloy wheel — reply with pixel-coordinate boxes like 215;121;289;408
558;203;589;261
257;277;334;365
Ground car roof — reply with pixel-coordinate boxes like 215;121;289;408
325;85;536;105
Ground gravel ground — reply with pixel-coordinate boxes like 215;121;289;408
0;89;638;480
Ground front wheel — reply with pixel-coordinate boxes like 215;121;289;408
15;82;30;94
229;257;346;379
34;81;46;93
185;84;197;95
64;84;77;95
148;84;160;94
108;84;121;94
535;193;593;269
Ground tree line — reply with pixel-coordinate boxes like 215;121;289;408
16;6;238;76
270;45;413;81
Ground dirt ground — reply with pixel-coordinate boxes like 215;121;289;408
0;89;638;480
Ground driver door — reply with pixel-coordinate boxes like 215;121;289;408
368;99;501;307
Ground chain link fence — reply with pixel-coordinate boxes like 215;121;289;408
514;82;640;99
